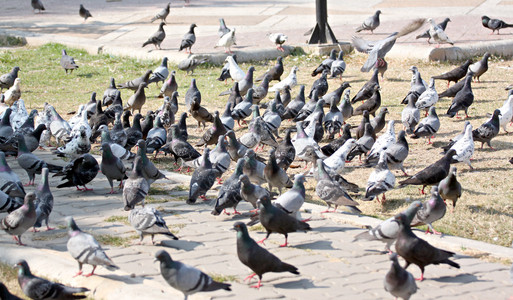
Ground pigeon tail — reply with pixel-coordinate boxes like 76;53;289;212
202;280;232;292
278;261;300;274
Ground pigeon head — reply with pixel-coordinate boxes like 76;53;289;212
481;16;490;23
449;166;458;178
408;66;418;73
239;174;251;185
337;51;344;60
61;49;68;56
492;109;501;118
234;158;245;174
483;52;491;60
256;195;272;207
15;260;31;276
154;249;173;264
403;200;423;222
375;10;381;15
389;252;398;262
245;89;254;103
137;139;146;150
293;174;306;186
444;149;457;160
159;22;166;27
24;192;36;206
233;221;250;237
65;216;80;233
190;23;197;30
427;106;437;117
329;49;336;59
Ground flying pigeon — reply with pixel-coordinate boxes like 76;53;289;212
481;15;513;34
54;153;99;191
355;10;381;33
179;24;197;54
60;50;79;74
79;4;92;22
129;207;178;244
438;166;462;213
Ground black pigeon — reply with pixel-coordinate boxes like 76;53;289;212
60;50;79;74
226;82;243;107
432;59;472;87
16;259;89;299
89;101;110;142
394;214;460;281
142;22;166;49
54;153;99;191
161;124;200;168
179;24;197;54
355;110;375;140
234;222;299;289
151;2;170;23
124;113;143;150
416;18;451;43
282;85;306;120
256;56;284;82
188;148;218;204
351;69;379;103
311;49;336;76
31;0;45;13
117;70;152;91
141;111;154;140
0;67;20;92
438;72;473;98
482;15;513;34
294;90;319;122
353;84;381;116
185;78;201;111
275;129;296;170
446;75;473;118
473;109;501;149
258;195;311;247
309;70;329;99
399;149;455;194
79;4;92;22
177;112;188;141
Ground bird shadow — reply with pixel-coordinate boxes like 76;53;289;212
273;278;327;289
385;77;408;83
313;225;360;233
160;239;202;251
76;72;98;78
429;273;486;284
97;274;145;284
462;188;488;196
292;240;336;250
467;205;513;218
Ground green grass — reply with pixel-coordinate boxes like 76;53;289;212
207;273;238;283
0;261;23;298
104;215;129;225
93;233;137;247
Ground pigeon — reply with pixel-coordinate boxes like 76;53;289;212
234;222;299;289
321;123;352;157
337;89;353;122
159;72;178;98
268;33;288;51
352;30;405;73
179;24;197;54
330;51;346;79
217;54;237;83
347;123;375;162
17;136;62;185
149;57;169;85
322;82;350;109
366;120;396;160
99;125;135;160
264;149;292;194
311;49;336;77
274;174;306;219
438;166;462;213
101;78;118;106
31;0;45;13
498;90;513;133
79;4;92;22
402;95;421;134
0;66;19;92
449;123;474;169
136;140;166;184
256;56;284;82
117;70;152;91
32;168;54;231
258;194;311;247
275;129;295;170
60;49;79;74
218;18;230;37
367;130;409;176
47;105;72;145
226;82;243;107
225;130;247;161
411;186;447;235
162;125;200;167
315;159;359;213
239;174;270;209
432;59;472;87
324;100;343;139
324;139;356;176
352;69;379;103
221;66;254;96
441;121;470;153
309;70;329;98
224;55;245;82
384;253;418;300
84;92;98;118
125;113;144;150
416;17;451;43
89;101;110;142
220;102;235;131
364;152;396;203
0;109;13;143
481;15;513;34
209;135;231;175
411;106;440;144
243;149;266;185
468;52;490;82
0;151;25;199
446;75;473;118
157;102;175;130
125;82;147;114
145;117;166;157
15;259;89;299
185;79;203;112
353;84;381;116
401;66;427;104
196;111;227;147
123;157;149;210
100;142;127;194
155;250;231;299
188;148;218;204
10;99;29;132
292;122;325;163
129;207;178;244
370;107;388;134
0;193;36;245
210;158;244;215
0;282;22;300
353;201;422;252
295;90;319;122
151;2;170;23
70;106;91;139
177;112;188;141
281;85;305;120
54;153;99;191
54;127;90;158
472;109;501;149
216;28;236;53
231;89;254;125
178;56;208;75
394;213;460;281
280;85;292;107
4;78;21;106
262;99;282;135
415;78;438;113
141;111;155;139
252;75;270;104
65;216;119;277
438;72;472;98
428;18;454;46
355;10;381;33
269;66;298;92
399;149;455;194
190;97;213;129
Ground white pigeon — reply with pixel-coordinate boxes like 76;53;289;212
428;18;454;46
215;28;236;53
292;122;325;161
68;104;85;129
367;120;396;158
225;55;245;82
269;66;298;92
4;78;21;106
449;123;474;169
364;152;395;203
9;99;28;131
498;90;513;133
323;139;356;176
54;126;91;159
71;107;92;138
268;33;288;51
415;78;438;112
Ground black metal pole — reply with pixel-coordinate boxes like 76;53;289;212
308;0;337;44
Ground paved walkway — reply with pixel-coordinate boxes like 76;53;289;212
1;151;513;299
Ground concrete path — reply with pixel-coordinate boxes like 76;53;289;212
1;151;513;299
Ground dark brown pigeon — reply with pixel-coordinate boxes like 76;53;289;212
432;59;472;87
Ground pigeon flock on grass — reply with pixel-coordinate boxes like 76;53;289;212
1;5;513;299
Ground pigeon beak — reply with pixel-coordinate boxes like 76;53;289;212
153;258;158;263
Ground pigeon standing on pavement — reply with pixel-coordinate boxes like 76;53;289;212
136;140;166;185
0;193;36;245
438;166;462;213
355;10;381;33
179;24;197;54
17;135;62;185
123;157;149;210
239;174;270;209
0;151;25;199
274;174;306;220
481;15;513;34
411;186;447;235
468;52;490;82
155;250;231;299
15;259;89;299
211;159;244;215
432;59;472;87
384;253;418;300
447;75;474;118
275;129;296;170
66;216;119;277
151;2;170;23
54;153;99;191
148;57;169;85
79;4;92;22
31;0;45;13
411;106;440;144
234;222;299;289
60;49;79;74
129;207;178;244
268;33;288;52
0;66;20;92
428;18;454;46
416;17;451;43
33;168;54;231
472;109;501;149
216;28;237;53
218;18;230;37
100;143;127;194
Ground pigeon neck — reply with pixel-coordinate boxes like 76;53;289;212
0;154;11;172
110;78;116;88
17;137;29;154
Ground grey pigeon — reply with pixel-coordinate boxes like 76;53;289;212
188;148;218;204
159;71;178;98
352;69;379;103
0;108;13;143
221;66;254;97
143;22;167;50
416;17;451;43
353;201;422;252
47;105;72;145
274;174;306;220
438;166;462;213
468;52;490;82
256;56;284;82
0;193;36;245
447;75;473;118
402;95;420;134
0;188;22;214
225;130;249;162
401;66;427;104
16;259;89;299
432;59;472;87
355;10;381;33
136;140;166;185
161;125;200;168
268;33;288;51
210;136;231;176
125;113;143;150
84;92;97;118
66;216;119;277
282;85;306;120
366;130;409;176
482;15;513;34
276;129;295;170
129;207;178;244
145;117;167;157
60;50;79;74
234;222;299;289
196;111;227;147
364;152;396;203
100;142;127;194
179;24;197;53
151;2;170;23
117;70;152;91
149;57;169;85
211;164;243;216
411;106;440;144
311;49;336;77
322;81;351;107
370;107;388;134
427;18;454;46
125;82;147;114
315;159;359;213
243;149;266;185
240;174;270;209
102;77;119;106
473;109;501;149
231;89;254;125
218;18;230;37
178;56;208;75
155;250;231;299
99;125;135;161
309;70;329;99
295;90;319;122
79;4;92;22
411;186;447;235
31;0;45;13
54;153;99;191
123;156;150;210
190;97;213;129
185;78;201;111
17;135;62;185
252;75;270;104
347;123;375;162
221;102;235;131
262;98;282;135
264;149;292;194
394;213;460;281
337;89;353;121
177;112;188;141
0;66;20;92
384;253;418;300
226;81;243;107
33;168;54;231
330;51;346;79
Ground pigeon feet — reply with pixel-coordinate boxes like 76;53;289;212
257;238;267;245
73;271;83;277
301;218;311;222
107;189;117;194
244;273;257;282
46;226;55;231
250;280;263;289
415;273;425;281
